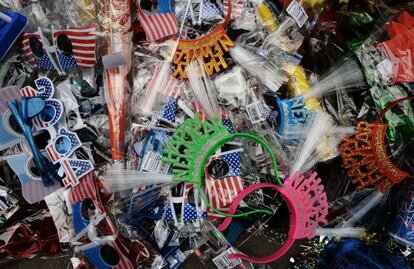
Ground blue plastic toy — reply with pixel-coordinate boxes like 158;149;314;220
0;11;27;60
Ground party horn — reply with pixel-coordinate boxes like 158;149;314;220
101;0;132;161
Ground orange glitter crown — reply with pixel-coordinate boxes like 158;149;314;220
339;97;414;192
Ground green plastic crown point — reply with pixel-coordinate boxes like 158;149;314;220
162;113;283;217
161;113;230;185
162;113;283;186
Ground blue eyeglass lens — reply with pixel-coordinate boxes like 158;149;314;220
40;105;56;122
55;136;71;154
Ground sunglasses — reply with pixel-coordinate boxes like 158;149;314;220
70;176;153;268
22;25;97;75
0;216;59;259
9;77;93;189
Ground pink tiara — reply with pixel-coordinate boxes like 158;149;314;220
218;172;329;264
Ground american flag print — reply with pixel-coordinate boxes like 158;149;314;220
162;97;177;122
205;151;244;213
222;0;231;19
68;173;100;207
46;128;82;163
61;158;94;187
137;0;178;42
21;31;54;69
53;25;97;68
222;119;235;133
148;65;182;99
164;184;206;223
20;77;54;100
202;2;223;20
20;86;38;98
32;99;64;130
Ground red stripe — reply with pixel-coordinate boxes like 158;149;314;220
72;52;95;58
63;160;76;184
147;15;162;41
74;58;96;66
71;45;95;51
46;146;58;161
139;11;155;41
53;31;95;37
83;176;95;201
63;38;96;44
227;177;235;203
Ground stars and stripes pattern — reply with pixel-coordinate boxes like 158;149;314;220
68;172;98;205
0;86;20;113
146;65;182;99
46;129;81;163
223;0;231;19
137;0;178;42
205;151;244;214
20;86;38;98
226;0;245;20
160;74;182;99
62;158;94;187
162;97;177;122
32;100;63;129
222;119;235;133
21;32;54;69
164;184;206;222
34;77;54;99
202;2;223;20
206;175;244;212
53;25;97;68
20;77;54;100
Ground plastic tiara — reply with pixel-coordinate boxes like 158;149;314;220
217;172;328;264
339;96;414;192
161;113;282;187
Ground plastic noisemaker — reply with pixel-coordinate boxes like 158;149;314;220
101;0;132;161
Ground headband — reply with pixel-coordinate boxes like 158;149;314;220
161;113;282;217
218;172;328;264
172;0;234;78
340;96;414;192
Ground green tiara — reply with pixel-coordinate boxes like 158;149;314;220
161;113;283;187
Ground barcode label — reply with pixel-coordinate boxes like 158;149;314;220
141;151;170;174
246;101;269;124
213;248;242;269
377;59;393;81
286;0;308;28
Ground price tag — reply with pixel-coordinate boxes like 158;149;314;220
141;151;170;173
286;0;308;28
213;248;242;269
246;101;269;124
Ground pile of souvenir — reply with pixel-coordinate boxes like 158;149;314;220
0;0;414;268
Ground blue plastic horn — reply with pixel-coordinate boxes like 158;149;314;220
0;11;27;60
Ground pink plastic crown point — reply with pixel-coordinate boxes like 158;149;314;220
284;172;328;240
